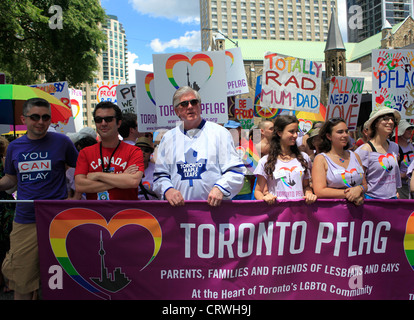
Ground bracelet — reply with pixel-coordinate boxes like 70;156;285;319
359;185;365;193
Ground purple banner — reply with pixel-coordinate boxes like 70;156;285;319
35;199;414;300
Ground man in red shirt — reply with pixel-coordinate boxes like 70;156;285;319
75;102;144;200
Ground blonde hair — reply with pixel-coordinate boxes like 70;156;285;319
0;136;9;157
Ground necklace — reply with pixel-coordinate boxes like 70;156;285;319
329;151;347;163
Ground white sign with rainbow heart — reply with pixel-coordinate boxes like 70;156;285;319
135;70;161;132
153;51;228;127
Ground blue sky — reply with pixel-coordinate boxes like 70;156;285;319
100;0;348;84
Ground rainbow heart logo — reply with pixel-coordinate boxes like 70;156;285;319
378;153;396;172
225;50;234;68
49;208;162;299
340;168;360;187
404;211;414;270
298;119;313;134
144;73;156;105
70;99;80;119
279;166;300;188
403;154;414;166
165;53;214;89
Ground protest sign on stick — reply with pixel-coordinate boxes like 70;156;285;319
262;52;323;114
372;49;414;119
235;98;254;129
225;47;249;96
116;84;137;114
326;76;364;131
97;80;124;104
153;51;228;127
69;88;84;132
135;70;160;132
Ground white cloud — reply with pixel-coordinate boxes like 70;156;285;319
128;0;200;24
150;30;201;53
127;51;153;84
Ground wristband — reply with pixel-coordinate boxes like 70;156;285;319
359;185;365;193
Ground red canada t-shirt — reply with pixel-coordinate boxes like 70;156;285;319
75;141;144;200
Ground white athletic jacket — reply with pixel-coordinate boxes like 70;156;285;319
153;119;246;200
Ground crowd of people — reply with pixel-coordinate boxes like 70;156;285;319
0;86;413;300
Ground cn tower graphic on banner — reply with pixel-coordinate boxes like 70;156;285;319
90;231;131;292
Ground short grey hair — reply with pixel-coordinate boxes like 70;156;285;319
172;86;201;108
22;98;51;115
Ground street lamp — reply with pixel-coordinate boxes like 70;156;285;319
201;28;239;47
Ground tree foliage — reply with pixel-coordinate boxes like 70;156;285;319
0;0;107;86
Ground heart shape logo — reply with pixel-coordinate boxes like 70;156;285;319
144;73;156;105
340;168;361;187
298;119;313;133
404;211;414;271
378;153;396;172
165;53;214;89
403;154;414;166
97;85;118;102
49;208;162;299
70;99;80;118
278;166;300;188
375;95;385;105
225;50;234;68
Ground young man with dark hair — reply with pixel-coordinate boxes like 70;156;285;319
75;101;144;200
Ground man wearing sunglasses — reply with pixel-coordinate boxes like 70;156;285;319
0;98;79;299
74;101;144;201
153;86;246;207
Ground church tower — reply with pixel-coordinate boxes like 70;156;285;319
324;10;346;79
322;10;347;107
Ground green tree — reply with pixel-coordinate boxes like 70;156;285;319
0;0;107;86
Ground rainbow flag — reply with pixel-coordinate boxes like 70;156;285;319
240;137;261;173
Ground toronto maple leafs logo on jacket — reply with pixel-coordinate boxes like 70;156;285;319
176;148;207;187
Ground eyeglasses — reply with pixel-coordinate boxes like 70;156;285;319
176;99;199;108
380;115;396;123
23;114;51;122
94;116;116;123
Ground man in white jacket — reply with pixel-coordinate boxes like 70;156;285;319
153;86;246;207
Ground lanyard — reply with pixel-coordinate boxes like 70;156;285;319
100;140;121;172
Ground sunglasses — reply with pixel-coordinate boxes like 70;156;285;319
176;99;199;108
139;147;154;153
23;114;51;122
94;116;116;123
380;115;396;123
